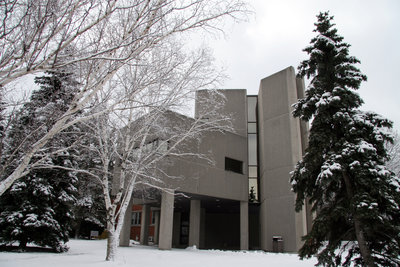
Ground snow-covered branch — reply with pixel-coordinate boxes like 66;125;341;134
0;0;249;197
386;131;400;177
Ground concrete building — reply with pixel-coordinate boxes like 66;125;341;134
119;66;310;252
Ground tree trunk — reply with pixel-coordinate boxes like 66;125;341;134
18;239;27;250
74;219;82;239
106;229;118;261
353;216;375;267
342;171;375;267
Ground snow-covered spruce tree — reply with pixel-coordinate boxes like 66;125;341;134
0;159;77;252
72;178;106;239
71;126;106;239
291;12;400;266
0;71;80;252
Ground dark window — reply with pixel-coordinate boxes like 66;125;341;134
249;178;258;201
151;211;158;225
132;212;141;225
225;157;243;174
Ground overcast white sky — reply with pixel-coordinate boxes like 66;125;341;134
208;0;400;132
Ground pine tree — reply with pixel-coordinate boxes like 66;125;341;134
291;12;400;266
0;71;80;252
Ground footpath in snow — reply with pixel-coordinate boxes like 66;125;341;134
0;239;317;267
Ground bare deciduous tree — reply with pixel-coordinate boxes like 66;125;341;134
0;0;247;86
0;0;249;196
37;40;232;260
387;131;400;177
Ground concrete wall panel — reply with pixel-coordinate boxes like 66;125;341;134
260;115;295;170
263;196;297;251
165;127;248;202
258;67;307;252
195;89;247;137
262;167;297;198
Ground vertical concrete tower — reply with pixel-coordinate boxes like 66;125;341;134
258;67;308;252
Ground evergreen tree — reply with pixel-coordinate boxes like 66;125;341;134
67;111;109;239
71;134;106;239
72;177;106;239
291;12;400;266
0;158;77;252
0;71;80;252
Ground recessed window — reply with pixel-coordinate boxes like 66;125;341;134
248;122;257;133
247;96;257;122
132;211;141;226
225;157;243;174
249;166;257;178
151;211;158;225
248;134;257;165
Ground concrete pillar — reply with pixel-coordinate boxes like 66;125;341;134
189;199;201;247
240;201;249;250
140;204;151;245
119;198;133;246
297;77;313;235
159;191;174;250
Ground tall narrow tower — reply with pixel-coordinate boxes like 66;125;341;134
257;67;308;252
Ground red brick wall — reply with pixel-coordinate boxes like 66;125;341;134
130;205;156;242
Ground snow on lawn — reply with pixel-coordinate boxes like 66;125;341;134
0;239;317;267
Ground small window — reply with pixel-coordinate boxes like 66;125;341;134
248;122;257;134
132;211;141;226
247;96;257;122
151;211;159;225
249;166;257;178
225;157;243;174
248;134;257;165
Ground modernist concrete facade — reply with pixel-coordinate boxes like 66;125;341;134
119;66;310;252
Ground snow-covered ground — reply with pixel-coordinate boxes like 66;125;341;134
0;239;317;267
